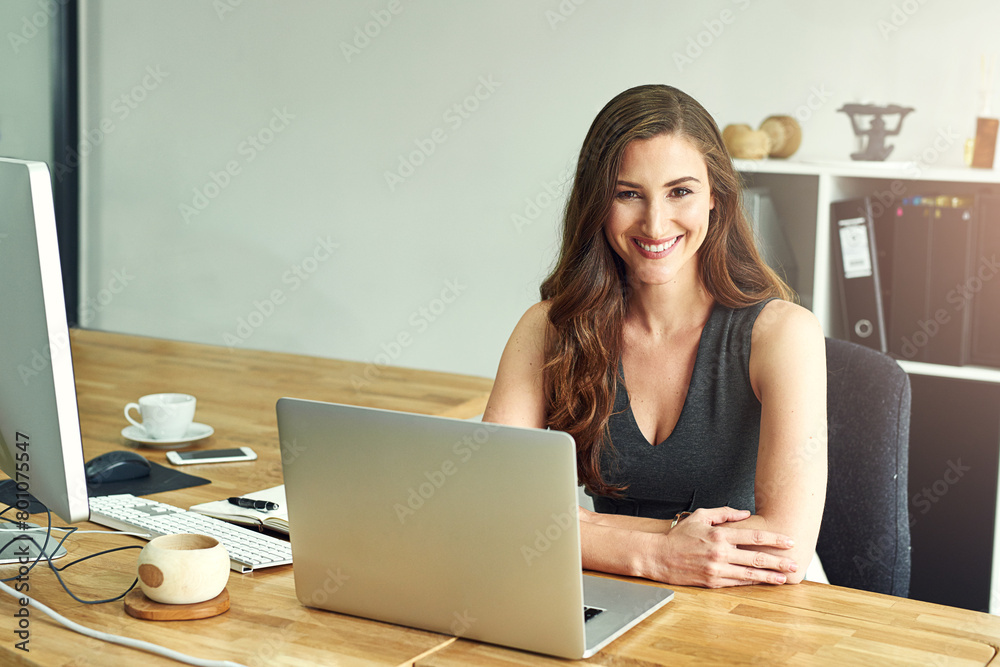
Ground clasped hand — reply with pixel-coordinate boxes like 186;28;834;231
656;506;797;588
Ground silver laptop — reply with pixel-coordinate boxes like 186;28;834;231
276;398;673;659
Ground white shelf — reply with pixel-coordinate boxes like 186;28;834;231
737;159;1000;380
734;158;1000;184
897;360;1000;384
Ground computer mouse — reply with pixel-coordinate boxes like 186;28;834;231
85;450;152;484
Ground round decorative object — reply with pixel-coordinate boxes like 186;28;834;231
124;588;230;621
136;533;230;605
759;115;802;158
722;124;771;160
722;123;751;145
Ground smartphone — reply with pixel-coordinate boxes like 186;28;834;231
166;447;257;465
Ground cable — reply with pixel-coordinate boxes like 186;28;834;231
0;579;248;667
0;507;249;666
47;546;141;604
0;510;63;581
11;525;152;539
0;512;142;602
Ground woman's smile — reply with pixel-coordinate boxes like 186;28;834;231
633;235;683;257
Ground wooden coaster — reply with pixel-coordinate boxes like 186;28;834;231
124;588;230;621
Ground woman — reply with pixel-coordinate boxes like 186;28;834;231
484;85;827;588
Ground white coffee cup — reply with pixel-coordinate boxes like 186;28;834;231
136;533;230;605
124;393;196;440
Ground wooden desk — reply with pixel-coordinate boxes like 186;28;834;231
2;330;1000;666
1;329;492;667
418;579;1000;665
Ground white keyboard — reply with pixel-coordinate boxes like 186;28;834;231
88;493;293;573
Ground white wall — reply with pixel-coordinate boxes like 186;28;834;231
76;0;1000;381
0;0;56;163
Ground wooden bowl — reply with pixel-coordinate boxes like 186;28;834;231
759;115;802;158
137;533;230;605
723;124;771;160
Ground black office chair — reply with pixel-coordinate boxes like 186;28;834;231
816;337;911;597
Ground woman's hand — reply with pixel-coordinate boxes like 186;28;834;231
647;506;798;587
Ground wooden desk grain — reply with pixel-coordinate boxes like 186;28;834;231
417;579;1000;666
3;330;1000;666
0;329;492;667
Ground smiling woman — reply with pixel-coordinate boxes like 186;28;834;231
604;134;714;290
483;84;827;589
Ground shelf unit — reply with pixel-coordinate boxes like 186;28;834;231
736;158;1000;613
736;157;1000;378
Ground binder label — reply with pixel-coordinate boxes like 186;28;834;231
838;217;873;279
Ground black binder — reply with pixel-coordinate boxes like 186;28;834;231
970;195;1000;367
925;197;975;365
888;196;977;365
830;197;887;352
889;200;933;361
872;199;896;331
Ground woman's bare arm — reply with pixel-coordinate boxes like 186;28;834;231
483;301;806;587
482;302;550;429
734;299;828;584
582;506;797;587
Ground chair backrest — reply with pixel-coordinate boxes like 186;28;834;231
817;337;911;597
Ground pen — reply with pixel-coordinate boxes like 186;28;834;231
228;496;279;512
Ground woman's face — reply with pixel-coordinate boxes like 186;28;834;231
604;133;714;289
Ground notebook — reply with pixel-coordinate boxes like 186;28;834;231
276;398;673;659
189;485;289;534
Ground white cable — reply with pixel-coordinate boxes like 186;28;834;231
14;526;152;539
0;580;248;667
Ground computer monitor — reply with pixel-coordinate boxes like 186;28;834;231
0;158;89;541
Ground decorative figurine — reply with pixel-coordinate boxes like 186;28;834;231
723;124;771;160
759;115;802;158
838;103;915;161
722;115;802;160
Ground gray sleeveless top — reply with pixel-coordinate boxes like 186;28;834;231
587;299;775;520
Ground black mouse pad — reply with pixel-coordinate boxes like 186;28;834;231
87;461;210;498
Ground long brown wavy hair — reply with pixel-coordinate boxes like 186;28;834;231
541;84;794;497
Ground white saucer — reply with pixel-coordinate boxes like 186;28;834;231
121;422;215;448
